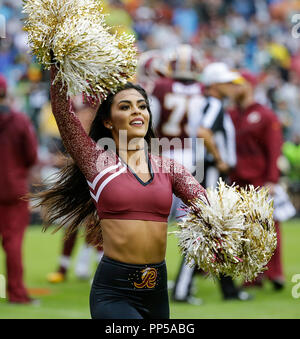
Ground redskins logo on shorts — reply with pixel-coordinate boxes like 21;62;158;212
133;267;158;289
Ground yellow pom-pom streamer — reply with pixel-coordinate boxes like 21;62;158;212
170;179;277;282
23;0;137;99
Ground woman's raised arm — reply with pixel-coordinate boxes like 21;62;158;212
50;65;106;181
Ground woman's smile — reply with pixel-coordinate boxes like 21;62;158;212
129;117;145;127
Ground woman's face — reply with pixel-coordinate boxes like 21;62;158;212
105;88;150;147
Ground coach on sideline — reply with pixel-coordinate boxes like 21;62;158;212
228;71;285;290
0;74;38;303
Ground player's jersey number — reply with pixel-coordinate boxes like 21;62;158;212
161;93;206;137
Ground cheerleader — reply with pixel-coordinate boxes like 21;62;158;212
37;64;208;319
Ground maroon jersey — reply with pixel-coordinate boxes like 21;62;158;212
0;108;38;203
151;77;204;141
229;102;283;187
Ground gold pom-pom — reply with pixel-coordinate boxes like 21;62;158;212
23;0;137;99
238;186;277;281
171;179;277;282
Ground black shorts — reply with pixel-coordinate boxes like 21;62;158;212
90;255;170;319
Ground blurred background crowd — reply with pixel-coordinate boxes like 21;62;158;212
0;0;300;310
1;0;300;216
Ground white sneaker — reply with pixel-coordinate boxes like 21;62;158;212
75;244;93;279
75;264;90;280
186;296;203;306
167;280;175;290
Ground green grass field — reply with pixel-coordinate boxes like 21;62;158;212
0;219;300;319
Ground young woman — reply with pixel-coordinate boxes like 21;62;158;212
39;64;207;319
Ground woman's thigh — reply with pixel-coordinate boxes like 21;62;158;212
90;290;143;319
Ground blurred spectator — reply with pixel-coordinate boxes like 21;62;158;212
0;73;38;303
232;0;256;20
133;5;156;49
172;1;199;43
229;73;286;290
274;70;300;141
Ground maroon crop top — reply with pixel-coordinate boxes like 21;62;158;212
50;66;207;222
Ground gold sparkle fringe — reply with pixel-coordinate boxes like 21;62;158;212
170;179;277;282
23;0;137;99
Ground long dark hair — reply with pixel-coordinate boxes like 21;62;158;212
36;82;156;246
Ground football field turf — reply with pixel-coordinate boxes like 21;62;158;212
0;219;299;319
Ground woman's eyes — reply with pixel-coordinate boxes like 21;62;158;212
119;104;147;110
120;105;130;110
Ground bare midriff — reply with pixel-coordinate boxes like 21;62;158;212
101;219;168;264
